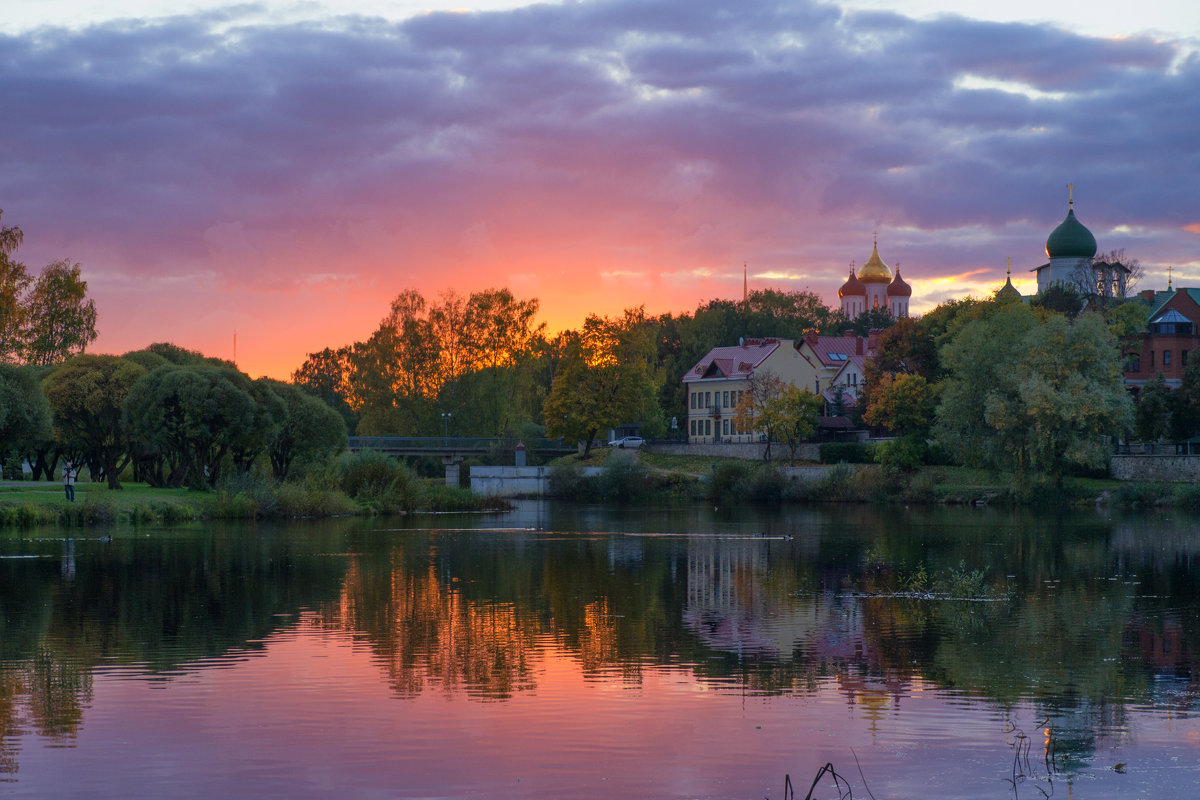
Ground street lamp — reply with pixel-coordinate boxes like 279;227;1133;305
441;412;452;441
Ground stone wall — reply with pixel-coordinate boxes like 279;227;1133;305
1111;455;1200;483
470;466;604;497
646;442;820;461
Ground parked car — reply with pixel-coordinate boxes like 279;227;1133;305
608;436;645;449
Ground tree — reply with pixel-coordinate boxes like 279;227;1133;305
0;210;30;363
764;385;823;462
264;380;347;480
863;372;934;435
936;305;1133;482
1135;374;1172;442
543;308;661;456
1031;283;1085;318
732;372;786;460
293;345;357;432
1170;361;1200;441
0;364;52;477
22;259;98;365
43;355;146;489
123;364;258;488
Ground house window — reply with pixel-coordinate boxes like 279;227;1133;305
1124;354;1141;372
723;391;729;408
705;392;711;407
1150;351;1155;367
1164;350;1172;366
1184;350;1190;365
705;420;711;436
723;420;729;435
690;420;696;436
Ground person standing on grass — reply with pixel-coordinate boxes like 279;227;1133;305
63;461;76;502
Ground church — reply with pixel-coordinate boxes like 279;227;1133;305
836;240;912;318
1031;188;1129;297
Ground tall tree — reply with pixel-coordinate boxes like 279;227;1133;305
937;305;1132;481
0;364;52;477
543;308;661;456
1135;374;1172;442
23;259;98;366
863;372;934;435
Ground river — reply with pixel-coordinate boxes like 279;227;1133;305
1;501;1197;798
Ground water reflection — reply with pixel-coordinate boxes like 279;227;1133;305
1;504;1199;795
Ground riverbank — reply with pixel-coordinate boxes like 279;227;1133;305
0;476;510;528
541;450;1197;510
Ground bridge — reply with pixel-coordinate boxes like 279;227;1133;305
347;436;575;486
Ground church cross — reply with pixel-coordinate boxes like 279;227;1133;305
1005;257;1012;278
1067;183;1075;208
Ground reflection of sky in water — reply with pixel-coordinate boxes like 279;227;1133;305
8;622;1197;799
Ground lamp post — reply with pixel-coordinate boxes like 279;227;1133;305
441;412;452;443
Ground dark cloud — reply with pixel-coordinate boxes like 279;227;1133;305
0;0;1196;369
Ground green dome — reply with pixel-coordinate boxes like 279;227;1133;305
1045;208;1097;260
996;276;1021;303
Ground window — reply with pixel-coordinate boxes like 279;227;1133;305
1164;350;1172;366
723;391;729;408
723;420;729;435
690;392;695;409
690;420;696;436
705;420;711;436
705;392;711;407
1184;350;1190;366
1150;351;1155;368
1124;354;1141;372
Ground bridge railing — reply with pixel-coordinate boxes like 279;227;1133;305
348;436;573;452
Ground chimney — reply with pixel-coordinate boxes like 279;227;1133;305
805;332;819;346
1141;289;1156;302
856;337;864;356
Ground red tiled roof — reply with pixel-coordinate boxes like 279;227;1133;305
804;335;875;366
683;339;782;383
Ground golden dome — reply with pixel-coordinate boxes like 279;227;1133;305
857;242;893;283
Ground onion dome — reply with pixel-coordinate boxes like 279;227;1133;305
996;275;1021;302
857;242;893;283
1045;207;1097;260
838;268;866;297
886;269;911;297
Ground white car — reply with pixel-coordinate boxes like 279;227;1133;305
608;436;645;449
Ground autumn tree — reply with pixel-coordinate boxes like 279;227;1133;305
732;372;786;460
543;308;661;456
863;372;934;435
293;345;357;432
765;385;824;462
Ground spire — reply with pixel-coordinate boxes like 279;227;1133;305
743;262;747;306
1169;264;1173;291
1067;183;1075;209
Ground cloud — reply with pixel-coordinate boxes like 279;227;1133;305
1;0;1197;376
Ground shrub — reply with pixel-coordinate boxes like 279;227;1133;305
337;451;422;512
598;458;649;503
706;461;749;505
1113;482;1171;510
548;462;594;500
875;435;927;474
742;464;785;504
815;462;858;500
819;442;875;464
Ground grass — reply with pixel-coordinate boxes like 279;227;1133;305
0;473;513;528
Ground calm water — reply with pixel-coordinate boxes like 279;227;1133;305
2;502;1199;798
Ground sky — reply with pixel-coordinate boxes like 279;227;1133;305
3;1;1200;378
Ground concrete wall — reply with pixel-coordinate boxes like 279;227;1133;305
470;466;604;497
646;442;820;461
1111;455;1200;483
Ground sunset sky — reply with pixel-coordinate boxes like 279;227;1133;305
4;0;1200;378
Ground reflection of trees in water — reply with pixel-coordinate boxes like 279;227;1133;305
326;558;539;700
0;522;351;776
